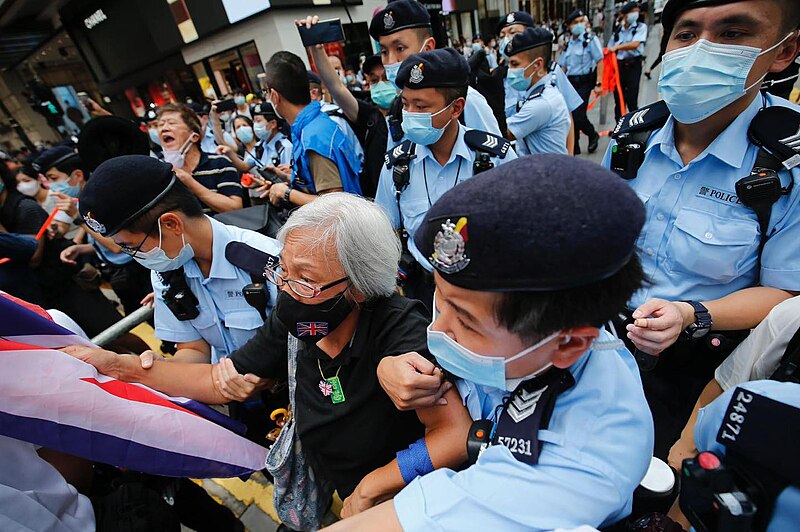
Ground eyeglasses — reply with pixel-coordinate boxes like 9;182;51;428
264;265;349;299
117;215;163;257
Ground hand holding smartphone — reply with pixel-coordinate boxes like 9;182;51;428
297;18;345;47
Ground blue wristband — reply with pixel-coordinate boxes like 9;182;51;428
396;437;434;484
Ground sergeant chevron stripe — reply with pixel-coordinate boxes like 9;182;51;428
779;125;800;151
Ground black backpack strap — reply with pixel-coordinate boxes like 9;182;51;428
770;322;800;383
609;100;671;179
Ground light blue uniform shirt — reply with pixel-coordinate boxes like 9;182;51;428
694;380;800;532
393;329;654;530
375;124;517;268
608;23;648;60
505;67;583;118
507;76;571;155
152;216;282;364
201;126;236;154
243;133;293;170
602;94;800;310
559;34;604;76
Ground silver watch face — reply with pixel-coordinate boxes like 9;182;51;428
691;325;710;339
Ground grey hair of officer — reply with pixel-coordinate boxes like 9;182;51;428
277;193;401;301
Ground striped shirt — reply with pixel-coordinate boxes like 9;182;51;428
192;151;243;212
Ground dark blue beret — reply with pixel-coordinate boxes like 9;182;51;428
413;154;645;292
32;146;78;173
142;108;159;123
251;102;278;120
505;27;553;57
621;1;641;14
495;11;534;35
396;48;469;90
566;9;585;26
78;155;176;237
662;0;736;31
77;116;150;173
369;0;431;40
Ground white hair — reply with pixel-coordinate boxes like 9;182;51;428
277;193;401;300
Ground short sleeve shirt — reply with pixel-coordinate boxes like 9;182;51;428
559;35;604;76
191;151;243;212
507;78;571;156
608;23;648;60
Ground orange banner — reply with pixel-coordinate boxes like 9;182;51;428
587;50;626;116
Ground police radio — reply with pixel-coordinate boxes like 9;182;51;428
159;268;200;321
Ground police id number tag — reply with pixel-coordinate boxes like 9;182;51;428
496;436;533;457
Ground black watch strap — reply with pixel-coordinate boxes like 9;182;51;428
682;300;712;338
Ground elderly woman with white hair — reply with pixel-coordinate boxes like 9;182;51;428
64;193;471;516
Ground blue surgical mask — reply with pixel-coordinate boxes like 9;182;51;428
253;123;271;140
427;297;560;390
571;24;586;37
236;125;254;144
401;101;453;146
626;12;639;24
0;181;4;194
148;128;161;146
49;179;80;198
371;81;397;110
499;36;511;60
658;35;792;124
162;135;195;170
472;43;482;52
133;218;195;272
507;59;538;92
384;62;401;87
234;96;246;106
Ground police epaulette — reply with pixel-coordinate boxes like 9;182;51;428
464;130;513;159
611;100;670;139
224;242;279;278
384;140;416;169
749;106;800;170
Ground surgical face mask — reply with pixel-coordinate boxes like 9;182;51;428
626;12;639;24
236;125;254;144
426;298;561;390
658;34;793;124
133;218;195;272
472;43;482;52
499;36;511;59
162;135;195;169
148;128;161;146
346;74;355;84
219;112;232;123
253;122;271;141
17;180;40;197
507;59;539;91
49;179;80;198
384;62;401;87
371;81;397;109
234;96;246;106
0;181;4;194
402;101;453;146
571;24;586;37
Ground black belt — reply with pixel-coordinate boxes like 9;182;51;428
618;56;643;66
567;72;595;82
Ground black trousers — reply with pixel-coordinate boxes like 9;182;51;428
568;73;599;144
614;57;644;122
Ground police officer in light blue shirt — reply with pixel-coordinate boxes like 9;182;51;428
368;1;503;146
601;0;800;459
78;155;282;366
559;10;604;154
375;49;515;308
330;154;654;532
607;2;648;121
196;104;237;154
505;28;571;155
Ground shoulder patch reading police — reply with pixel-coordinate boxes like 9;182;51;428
430;217;470;274
83;212;106;235
409;63;424;84
384;11;395;30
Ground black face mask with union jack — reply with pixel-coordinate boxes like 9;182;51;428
275;288;354;344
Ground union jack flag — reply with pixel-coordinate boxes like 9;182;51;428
297;322;328;337
319;380;333;396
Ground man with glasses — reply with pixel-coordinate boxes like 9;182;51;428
78;155;281;367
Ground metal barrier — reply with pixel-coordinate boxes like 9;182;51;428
91;305;154;347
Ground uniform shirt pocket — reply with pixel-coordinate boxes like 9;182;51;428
224;308;264;350
401;196;432;235
666;207;759;283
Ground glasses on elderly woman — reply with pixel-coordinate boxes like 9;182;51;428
263;264;349;299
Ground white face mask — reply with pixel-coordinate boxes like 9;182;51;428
162;135;195;169
132;218;195;272
16;180;40;197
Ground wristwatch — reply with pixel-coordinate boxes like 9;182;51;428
681;301;712;339
283;187;292;205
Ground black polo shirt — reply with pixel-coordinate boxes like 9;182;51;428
191;151;243;212
230;293;428;497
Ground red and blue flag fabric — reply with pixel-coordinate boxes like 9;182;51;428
0;295;268;478
296;321;328;337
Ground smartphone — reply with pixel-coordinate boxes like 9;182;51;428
298;19;345;47
77;91;93;110
215;98;237;113
257;167;282;184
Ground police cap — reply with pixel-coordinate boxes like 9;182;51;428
78;155;176;237
662;0;737;32
77;116;150;172
369;0;431;40
251;102;278;120
32;146;78;174
307;70;322;86
566;9;585;26
142;108;159;123
396;48;469;90
495;11;534;36
620;1;640;14
505;27;553;58
413;154;645;292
